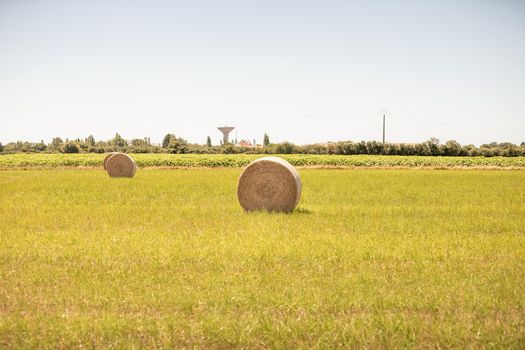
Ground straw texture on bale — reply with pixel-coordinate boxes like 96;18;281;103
105;153;137;178
103;152;118;170
237;156;302;212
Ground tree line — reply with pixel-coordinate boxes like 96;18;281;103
1;134;524;157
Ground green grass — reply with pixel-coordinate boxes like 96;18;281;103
1;153;525;168
1;168;524;348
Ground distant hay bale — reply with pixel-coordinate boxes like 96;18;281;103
103;152;118;170
237;156;302;212
106;153;137;178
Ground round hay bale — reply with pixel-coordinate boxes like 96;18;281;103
237;156;302;212
106;153;137;178
103;152;119;170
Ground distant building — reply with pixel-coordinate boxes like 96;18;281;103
239;140;253;147
237;140;262;148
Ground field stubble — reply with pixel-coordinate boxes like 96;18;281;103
0;168;524;348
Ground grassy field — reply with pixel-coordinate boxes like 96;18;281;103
1;153;525;168
1;168;524;348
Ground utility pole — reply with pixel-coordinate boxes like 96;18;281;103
382;114;386;144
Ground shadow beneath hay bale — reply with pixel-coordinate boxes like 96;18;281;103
243;207;312;215
293;207;313;214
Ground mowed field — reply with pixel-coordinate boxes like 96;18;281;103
1;167;524;348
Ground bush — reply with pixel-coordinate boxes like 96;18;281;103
221;145;242;154
167;137;188;154
62;143;80;153
88;146;104;153
275;142;297;154
131;147;150;153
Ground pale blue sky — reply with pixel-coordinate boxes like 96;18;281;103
1;0;524;146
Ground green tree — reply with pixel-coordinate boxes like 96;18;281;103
131;138;146;147
263;133;270;146
167;136;188;154
112;133;126;147
206;136;212;147
51;137;63;150
86;135;96;146
442;140;462;156
35;140;47;152
425;137;441;156
0;142;3;152
62;142;80;153
162;134;174;148
462;144;478;157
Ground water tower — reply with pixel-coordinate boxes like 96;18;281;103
218;126;235;143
